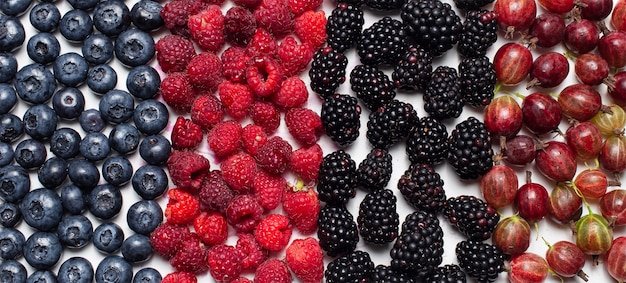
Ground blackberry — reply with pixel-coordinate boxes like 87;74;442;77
424;66;464;121
392;46;433;91
309;46;347;99
459;55;496;107
317;150;357;204
326;3;365;53
370;265;416;283
443;195;500;241
406;116;449;165
356;148;393;191
365;0;404;10
350;64;396;111
401;0;462;56
447;116;494;179
424;264;468;283
458;10;498;58
317;204;359;257
357;188;399;245
456;240;505;283
321;94;361;147
325;250;375;283
366;99;418;149
397;163;446;213
357;16;408;66
453;0;494;10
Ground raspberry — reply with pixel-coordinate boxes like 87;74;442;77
188;5;225;52
233;0;261;8
224;6;257;47
171;116;203;150
288;0;323;16
190;94;224;130
289;144;323;183
253;170;286;211
282;182;320;234
208;120;243;158
253;0;295;38
160;0;207;37
285;107;323;146
276;36;314;77
167;150;210;193
255;136;292;175
246;28;278;58
231;278;253;283
222;46;251;83
254;259;292;283
250;101;281;134
198;170;236;213
186;52;223;92
254;214;292;252
241;124;268;155
273;76;309;109
218;81;254;120
160;72;196;112
155;35;197;73
236;233;268;270
165;189;201;225
294;10;327;50
170;236;209;274
162;272;197;283
226;194;263;232
150;223;194;259
246;57;285;98
193;211;228;246
207;245;243;282
201;0;225;4
285;237;324;283
221;152;257;193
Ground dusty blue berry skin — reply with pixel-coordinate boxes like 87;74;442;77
57;257;94;283
109;123;140;154
57;214;93;248
0;165;29;203
99;89;134;124
50;127;81;159
80;132;110;161
20;188;63;232
68;159;100;190
60;184;86;215
26;32;60;65
139;134;171;165
134;99;168;135
93;0;131;37
126;65;160;99
82;34;115;65
0;114;23;143
27;270;57;283
67;0;100;10
0;260;27;283
30;2;61;32
53;52;89;87
14;139;47;169
96;256;132;283
37;156;68;189
0;53;18;83
0;0;33;16
53;87;85;120
121;234;152;263
0;142;13;166
23;231;62;269
0;202;21;228
88;184;123;220
59;9;93;42
115;28;155;67
0;16;25;52
79;109;106;133
93;222;124;254
23;104;58;140
126;200;162;235
102;155;133;186
132;164;167;200
0;227;25;260
131;0;163;32
0;84;18;115
87;65;118;95
14;63;56;104
133;268;161;283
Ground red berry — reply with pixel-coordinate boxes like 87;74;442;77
170;236;209;274
289;144;323;183
605;237;626;282
188;5;225;52
294;10;327;50
171;116;203;150
190;94;224;131
254;259;292;283
218;81;255;120
276;36;314;77
167;150;210;193
273;76;309;108
207;245;243;282
165;189;201;225
233;0;261;9
208;120;243;158
150;223;194;259
186;52;223;92
241;124;268;156
226;194;264;232
282;182;320;234
494;0;537;38
221;46;251;83
155;35;197;73
250;101;281;134
231;277;253;283
162;272;197;283
255;136;292;175
285;107;323;146
493;42;533;86
246;57;285;98
287;0;323;16
160;0;207;37
193;211;228;246
236;233;268;270
253;170;286;211
246;28;277;58
285;237;324;283
160;72;196;112
253;0;295;38
254;214;293;251
221;152;257;193
224;6;257;47
198;170;236;213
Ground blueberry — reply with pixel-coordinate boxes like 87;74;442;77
114;28;155;67
0;0;34;16
52;87;85;120
13;63;56;104
37;156;68;189
87;184;122;219
92;222;124;254
23;231;63;269
0;165;29;203
82;34;114;65
59;9;93;42
131;0;164;32
108;123;140;154
87;64;118;95
60;184;86;215
133;99;168;135
131;164;167;200
0;227;25;259
56;214;93;248
0;142;14;166
80;132;110;162
26;32;61;65
27;270;57;283
139;135;171;165
99;89;134;124
29;2;61;32
57;257;94;283
68;159;100;190
126;65;160;100
0;202;21;227
0;84;18;114
67;0;100;10
0;16;25;52
50;127;81;159
53;52;89;87
23;104;58;140
93;0;131;37
20;188;63;231
0;114;23;143
120;234;152;263
132;268;161;283
0;53;18;83
102;155;132;186
95;256;132;283
14;139;47;169
126;200;162;235
79;109;106;133
0;260;27;283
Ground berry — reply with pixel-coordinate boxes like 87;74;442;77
423;264;468;283
366;99;418;149
444;195;500;241
0;261;26;282
254;259;292;283
326;3;364;53
99;89;135;124
87;184;124;219
198;170;236;213
186;52;223;91
133;268;162;283
57;257;94;283
453;0;494;10
236;233;267;270
160;72;196;112
254;214;293;251
390;211;444;277
20;188;62;232
150;223;192;259
52;87;85;120
317;204;359;256
218;81;254;120
14;63;56;105
276;36;314;77
317;150;357;204
171;116;203;150
241;124;268;155
132;165;169;200
155;34;197;73
226;195;263;232
406;116;449;165
59;9;93;42
401;0;462;56
27;33;61;65
67;159;99;191
190;94;224;130
274;77;309;109
130;0;165;32
126;200;162;235
358;188;400;245
369;264;416;283
456;240;505;283
0;228;24;260
164;189;200;225
29;3;61;33
250;101;281;134
23;232;62;269
325;250;375;283
458;10;498;58
458;55;496;107
282;182;320;234
424;66;464;121
253;170;286;211
167;150;210;193
162;272;196;283
82;34;114;65
93;0;131;37
288;0;322;15
350;64;396;111
193;211;228;246
169;236;209;274
246;28;277;57
447;116;494;179
294;10;327;50
224;6;256;46
255;136;292;175
246;57;284;98
139;134;172;165
160;0;207;37
231;277;252;283
222;46;250;83
321;93;361;146
207;245;242;282
208;121;243;158
285;238;324;283
253;0;294;38
356;148;393;191
188;5;224;52
398;163;447;213
221;153;257;194
289;144;323;184
357;16;408;65
114;28;155;67
309;46;347;98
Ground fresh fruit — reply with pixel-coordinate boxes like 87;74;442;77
536;0;575;14
527;52;569;89
527;12;566;48
544;239;589;281
563;18;600;55
515;172;549;223
535;141;577;182
444;195;500;241
611;0;626;31
493;42;533;86
558;83;603;122
600;189;626;226
565;121;603;160
493;0;537;38
522;92;562;135
605;236;626;282
548;182;583;224
483;95;523;138
609;71;626;106
480;164;519;209
599;135;626;173
578;0;614;21
598;30;626;69
508;253;549;283
574;53;615;89
574;168;616;199
503;134;537;166
575;208;614;262
492;215;531;256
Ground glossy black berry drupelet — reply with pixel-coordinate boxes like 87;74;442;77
397;163;446;213
357;188;399;245
370;265;416;283
401;0;462;56
367;99;418;149
456;240;505;283
356;148;393;191
453;0;495;10
357;16;408;66
317;150;357;204
459;55;496;107
424;66;464;121
326;3;364;53
392;46;433;91
424;264;468;283
321;94;361;147
406;116;449;165
309;46;347;99
458;10;498;58
317;204;359;257
325;250;375;283
448;117;494;179
444;195;500;241
350;64;396;111
365;0;404;10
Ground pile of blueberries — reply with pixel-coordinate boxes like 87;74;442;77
0;0;172;282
